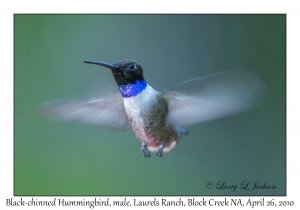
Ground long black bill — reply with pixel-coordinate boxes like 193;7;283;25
83;60;119;69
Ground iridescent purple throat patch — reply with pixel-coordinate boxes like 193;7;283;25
119;80;147;98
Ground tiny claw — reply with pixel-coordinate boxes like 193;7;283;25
156;143;165;157
141;144;151;158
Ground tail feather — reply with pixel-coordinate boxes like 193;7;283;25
176;127;188;138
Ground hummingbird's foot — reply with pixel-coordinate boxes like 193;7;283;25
141;144;151;158
156;143;165;157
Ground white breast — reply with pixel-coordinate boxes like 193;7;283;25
123;85;158;117
123;85;179;152
123;85;159;138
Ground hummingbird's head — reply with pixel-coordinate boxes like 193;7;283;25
84;59;147;97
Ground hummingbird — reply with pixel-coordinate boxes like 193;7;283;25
40;59;266;158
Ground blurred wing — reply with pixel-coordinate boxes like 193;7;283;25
39;93;131;131
164;69;267;126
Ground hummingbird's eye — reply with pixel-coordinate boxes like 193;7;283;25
128;63;136;70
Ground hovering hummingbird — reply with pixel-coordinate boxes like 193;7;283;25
40;59;266;158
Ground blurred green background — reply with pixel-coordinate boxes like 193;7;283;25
14;15;285;196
